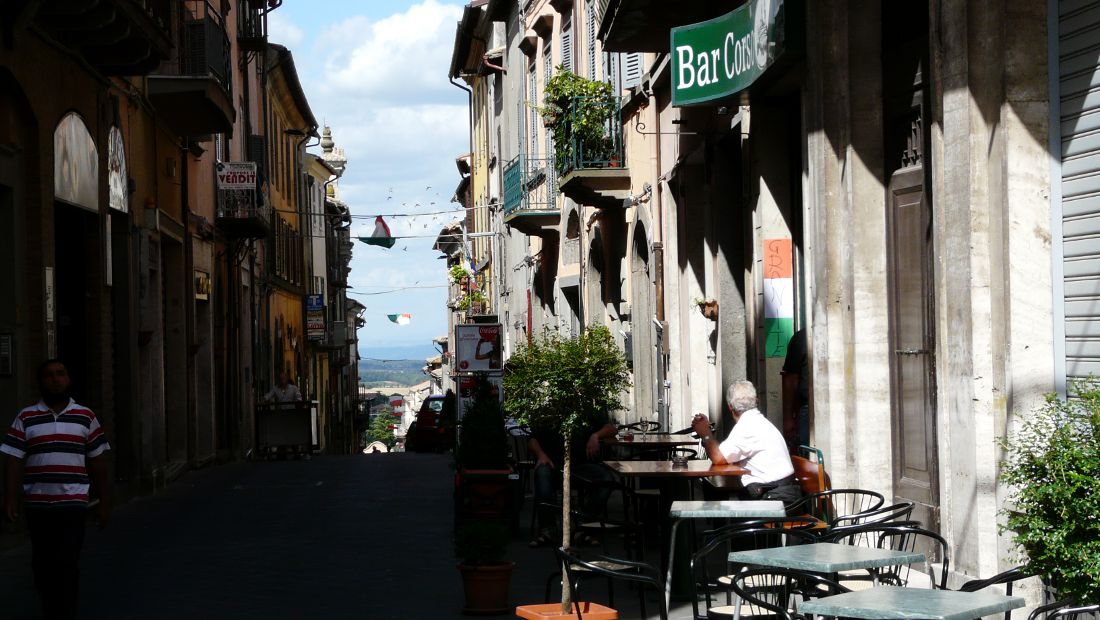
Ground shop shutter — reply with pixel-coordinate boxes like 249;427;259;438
1058;0;1100;381
623;52;644;89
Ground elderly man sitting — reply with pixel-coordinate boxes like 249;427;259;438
692;380;803;511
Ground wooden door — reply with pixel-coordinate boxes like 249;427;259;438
884;2;940;541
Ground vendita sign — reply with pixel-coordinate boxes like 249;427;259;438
671;0;798;107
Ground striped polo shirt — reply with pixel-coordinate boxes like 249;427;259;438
1;399;110;508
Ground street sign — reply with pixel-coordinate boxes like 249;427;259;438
306;294;325;341
670;0;800;106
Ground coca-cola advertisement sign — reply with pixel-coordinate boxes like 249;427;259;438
455;324;502;373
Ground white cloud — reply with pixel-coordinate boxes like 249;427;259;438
319;0;464;107
268;11;305;47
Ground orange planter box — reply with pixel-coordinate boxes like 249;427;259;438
515;602;617;620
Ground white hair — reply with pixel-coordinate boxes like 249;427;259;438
726;380;758;413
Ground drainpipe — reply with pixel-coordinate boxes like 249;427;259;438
651;90;669;429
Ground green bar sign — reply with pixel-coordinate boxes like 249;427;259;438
671;0;792;107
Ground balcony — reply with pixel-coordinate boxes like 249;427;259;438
147;0;235;136
216;167;269;239
502;156;560;236
31;0;173;75
555;97;631;210
236;0;267;51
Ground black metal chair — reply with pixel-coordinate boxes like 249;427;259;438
620;420;661;434
827;500;915;530
557;546;668;620
727;567;850;620
690;525;820;620
786;488;885;525
507;425;534;516
571;473;647;561
957;565;1027;620
874;525;951;589
1027;600;1100;620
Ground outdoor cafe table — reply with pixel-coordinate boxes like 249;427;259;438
726;542;925;579
604;460;752;600
798;585;1025;620
664;500;787;612
604;433;699;448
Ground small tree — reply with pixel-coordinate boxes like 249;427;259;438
999;380;1100;603
364;405;396;448
502;326;630;612
456;376;510;469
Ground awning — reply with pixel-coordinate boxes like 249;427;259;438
599;0;741;53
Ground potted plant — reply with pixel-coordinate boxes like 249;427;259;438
456;519;514;615
694;297;719;321
455;376;515;524
999;379;1100;604
504;326;630;619
541;68;616;175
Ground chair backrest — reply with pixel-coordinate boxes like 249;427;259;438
789;488;882;524
730;567;818;620
828;501;915;529
621;420;661;433
1028;600;1100;620
790;455;831;495
557;547;666;620
958;565;1028;620
875;525;951;589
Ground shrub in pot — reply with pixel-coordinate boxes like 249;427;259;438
999;380;1100;603
503;325;629;615
455;519;514;615
455;376;514;523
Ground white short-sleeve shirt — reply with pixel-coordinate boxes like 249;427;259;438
717;408;795;486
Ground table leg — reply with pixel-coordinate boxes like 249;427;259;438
664;519;680;614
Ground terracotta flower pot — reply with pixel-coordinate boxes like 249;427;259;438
458;561;514;615
515;602;618;619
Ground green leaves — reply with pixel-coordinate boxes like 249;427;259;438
541;67;617;174
999;379;1100;602
456;376;510;468
502;325;630;441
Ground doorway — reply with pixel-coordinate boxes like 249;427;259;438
54;202;98;404
883;1;940;536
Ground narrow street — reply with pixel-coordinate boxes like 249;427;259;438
0;455;467;619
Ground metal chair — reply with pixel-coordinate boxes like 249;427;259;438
557;546;668;620
827;500;915;530
1027;600;1100;620
957;565;1027;620
621;420;661;434
787;488;885;525
874;525;951;589
690;525;820;620
727;567;850;620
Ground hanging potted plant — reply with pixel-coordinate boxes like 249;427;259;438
998;379;1100;604
694;297;719;321
505;326;630;619
456;519;514;615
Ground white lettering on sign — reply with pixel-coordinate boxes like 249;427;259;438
676;45;696;89
676;32;757;91
216;162;258;190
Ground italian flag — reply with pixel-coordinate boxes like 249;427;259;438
763;238;794;357
359;216;396;248
387;313;411;325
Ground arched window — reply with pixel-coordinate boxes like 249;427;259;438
54;112;98;211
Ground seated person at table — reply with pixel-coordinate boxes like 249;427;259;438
528;415;618;547
692;380;803;511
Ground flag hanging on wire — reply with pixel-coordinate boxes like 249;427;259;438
358;216;396;248
387;313;411;325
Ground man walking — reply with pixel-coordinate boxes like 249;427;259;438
2;359;111;620
264;371;303;403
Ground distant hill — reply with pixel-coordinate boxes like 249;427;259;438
358;358;427;388
360;344;439;361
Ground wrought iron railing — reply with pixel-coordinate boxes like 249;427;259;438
557;96;624;175
502;156;558;217
156;1;232;96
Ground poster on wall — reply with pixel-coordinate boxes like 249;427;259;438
454;323;502;373
456;373;504;423
762;238;794;357
108;126;128;213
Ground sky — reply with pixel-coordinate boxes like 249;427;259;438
270;0;469;360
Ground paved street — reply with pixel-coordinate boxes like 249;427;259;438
0;454;468;619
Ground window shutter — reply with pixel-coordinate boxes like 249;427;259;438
586;0;597;79
561;12;573;73
528;64;539;159
605;52;620;92
623;52;643;89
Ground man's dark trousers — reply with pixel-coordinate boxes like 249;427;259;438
26;507;86;620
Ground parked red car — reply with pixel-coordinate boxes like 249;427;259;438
405;395;454;453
